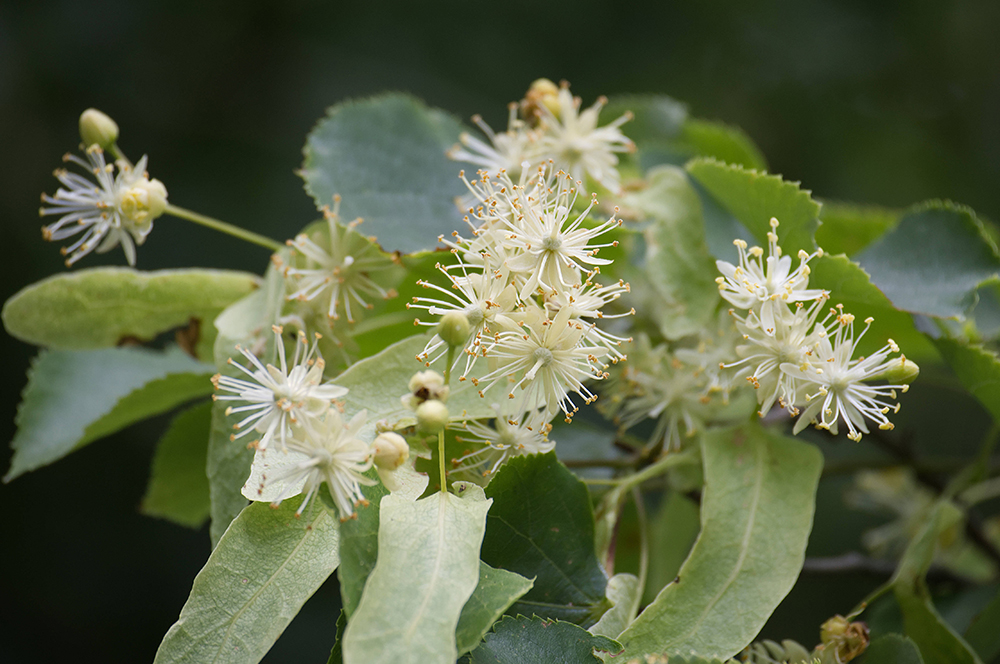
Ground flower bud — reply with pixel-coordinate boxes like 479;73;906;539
819;615;869;663
437;311;471;348
119;178;169;229
416;399;449;433
372;432;409;471
402;370;449;410
521;78;561;122
79;108;119;149
881;357;919;385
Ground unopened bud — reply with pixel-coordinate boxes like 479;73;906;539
881;357;919;385
437;311;471;348
402;370;449;410
416;399;449;433
819;615;869;663
372;432;409;471
119;178;169;229
521;78;561;122
79;108;119;149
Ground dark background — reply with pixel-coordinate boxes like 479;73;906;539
2;1;1000;661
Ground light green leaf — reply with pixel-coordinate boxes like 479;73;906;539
154;496;340;664
481;452;609;625
679;119;767;172
617;423;823;660
816;201;901;257
624;166;720;339
590;573;641;640
2;268;259;360
933;339;1000;422
456;562;535;656
964;588;1000;662
892;501;983;664
301;93;467;254
645;491;701;605
337;471;388;618
856;202;1000;319
468;615;622;664
5;345;212;482
341;483;491;664
142;401;212;528
861;635;925;664
207;400;255;548
687;158;820;256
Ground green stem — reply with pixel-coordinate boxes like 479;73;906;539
615;448;700;493
443;345;455;386
846;580;893;621
631;487;649;620
165;204;284;252
438;428;448;495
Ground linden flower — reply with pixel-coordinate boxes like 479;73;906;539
782;311;908;441
452;409;555;478
40;146;167;266
715;218;825;335
212;325;348;453
279;196;399;324
447;105;539;178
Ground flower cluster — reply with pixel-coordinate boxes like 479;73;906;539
718;218;914;441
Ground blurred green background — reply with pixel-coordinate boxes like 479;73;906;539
3;1;1000;661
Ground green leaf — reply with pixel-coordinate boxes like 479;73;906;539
154;496;340;664
141;401;212;528
645;491;701;605
341;483;491;664
327;610;347;664
481;452;608;625
468;615;622;664
816;201;901;257
624;166;720;339
856;202;1000;319
301;93;467;254
207;400;255;548
337;472;389;617
617;423;823;660
5;345;212;482
892;501;983;664
964;588;1000;662
860;635;926;664
456;562;535;656
687;158;820;256
933;339;1000;422
589;573;641;640
2;268;259;360
679;119;767;172
972;281;1000;341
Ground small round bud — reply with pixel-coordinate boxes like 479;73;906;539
402;370;449;410
881;357;919;385
521;78;561;122
79;108;119;149
372;432;409;471
416;399;449;433
437;312;471;348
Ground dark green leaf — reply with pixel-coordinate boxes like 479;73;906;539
816;201;901;257
5;346;212;482
933;339;1000;422
142;401;212;528
645;491;700;605
468;615;621;664
617;423;823;660
856;202;1000;319
481;452;608;625
678;119;767;171
964;588;1000;663
301;93;467;254
326;610;347;664
972;281;1000;341
154;496;340;664
860;635;925;664
337;472;389;617
206;401;254;548
456;562;535;656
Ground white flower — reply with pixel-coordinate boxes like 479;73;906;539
544;278;633;363
40;146;167;266
782;311;908;441
714;218;825;334
451;408;555;478
448;106;539;178
212;325;348;452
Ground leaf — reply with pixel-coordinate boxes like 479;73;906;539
892;501;983;664
5;345;213;482
456;562;535;656
2;267;259;360
341;483;492;664
678;119;767;172
617;423;823;660
964;587;1000;662
856;202;1000;319
816;201;901;257
207;400;255;548
589;573;641;640
141;401;213;528
327;610;347;664
686;157;820;256
645;491;701;605
468;615;622;664
154;496;340;664
301;93;468;254
933;339;1000;422
480;452;609;625
623;165;720;339
972;281;1000;341
861;635;925;664
337;472;389;618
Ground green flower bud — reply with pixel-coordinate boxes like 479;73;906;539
372;432;409;471
819;615;869;663
881;356;920;385
437;311;471;348
416;399;449;433
79;108;119;149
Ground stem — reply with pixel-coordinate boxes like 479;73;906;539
438;428;448;495
165;204;284;252
612;449;700;494
443;345;455;386
631;487;649;620
845;579;893;621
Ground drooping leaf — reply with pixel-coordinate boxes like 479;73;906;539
617;423;823;660
5;345;213;482
2;267;259;360
456;562;535;656
301;93;468;254
964;587;1000;663
589;573;641;640
480;452;608;625
623;165;720;339
341;483;491;664
892;501;983;664
141;401;213;528
154;496;340;664
860;635;925;664
816;201;901;257
687;158;820;256
468;615;621;664
856;202;1000;319
933;338;1000;422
